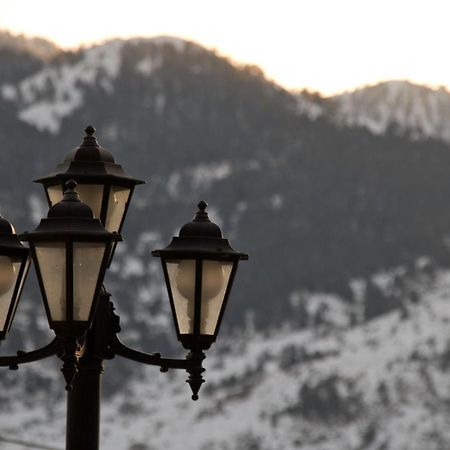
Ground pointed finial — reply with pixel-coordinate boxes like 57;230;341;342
85;125;96;136
186;351;205;401
197;200;208;212
65;179;77;192
62;179;80;203
193;201;210;223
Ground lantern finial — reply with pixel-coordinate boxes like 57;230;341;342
197;200;208;212
60;179;81;204
84;125;96;137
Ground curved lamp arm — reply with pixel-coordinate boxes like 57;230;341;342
109;333;189;370
0;338;60;370
109;333;205;400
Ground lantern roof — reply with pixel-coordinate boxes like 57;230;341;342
0;215;29;257
20;181;121;243
34;126;145;187
152;201;248;260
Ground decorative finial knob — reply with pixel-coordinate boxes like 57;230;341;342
65;179;77;192
62;180;80;203
197;201;208;212
85;125;96;137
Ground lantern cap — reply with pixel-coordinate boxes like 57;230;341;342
47;180;94;219
179;201;222;239
33;125;145;187
20;181;121;243
63;125;115;164
0;216;15;234
0;215;29;257
152;201;248;260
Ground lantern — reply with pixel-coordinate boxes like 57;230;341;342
153;201;247;351
20;180;119;338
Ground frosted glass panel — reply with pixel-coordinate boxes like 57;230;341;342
6;259;30;334
166;260;233;336
35;244;66;321
105;186;131;232
75;184;104;219
47;185;64;206
200;262;233;335
0;258;22;332
73;243;105;321
166;260;196;334
47;184;104;219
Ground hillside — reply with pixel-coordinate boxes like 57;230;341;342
0;34;450;449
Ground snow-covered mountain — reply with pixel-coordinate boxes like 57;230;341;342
2;262;450;450
1;33;450;450
297;81;450;143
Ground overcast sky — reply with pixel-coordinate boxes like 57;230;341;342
0;0;448;95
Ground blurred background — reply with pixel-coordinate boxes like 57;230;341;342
1;1;450;449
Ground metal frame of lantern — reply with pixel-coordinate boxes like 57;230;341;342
34;126;144;236
0;216;30;340
20;180;119;339
152;201;248;352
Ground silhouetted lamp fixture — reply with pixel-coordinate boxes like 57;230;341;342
0;216;30;340
21;180;118;339
153;200;248;352
0;126;248;450
34;126;144;234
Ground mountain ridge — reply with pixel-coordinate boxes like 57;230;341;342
1;34;449;144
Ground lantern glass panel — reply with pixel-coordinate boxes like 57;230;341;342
47;185;64;206
75;184;104;219
166;260;195;334
73;242;106;321
200;261;233;335
46;184;104;220
35;243;66;321
0;257;24;331
105;186;131;232
166;259;232;335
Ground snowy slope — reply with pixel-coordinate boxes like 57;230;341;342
296;81;450;143
1;263;449;450
332;81;450;142
0;37;188;134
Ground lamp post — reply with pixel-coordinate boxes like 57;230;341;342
0;127;247;450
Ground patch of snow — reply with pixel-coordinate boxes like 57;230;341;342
188;162;232;189
7;40;124;134
121;255;146;278
154;93;166;114
1;84;17;101
332;81;450;143
28;193;47;224
296;92;325;120
136;54;162;76
270;193;283;209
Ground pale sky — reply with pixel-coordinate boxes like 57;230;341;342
0;0;449;96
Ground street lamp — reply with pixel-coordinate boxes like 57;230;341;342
0;126;248;450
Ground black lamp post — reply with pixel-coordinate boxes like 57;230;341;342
0;126;248;450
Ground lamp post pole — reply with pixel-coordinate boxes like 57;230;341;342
66;293;108;450
0;126;248;450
